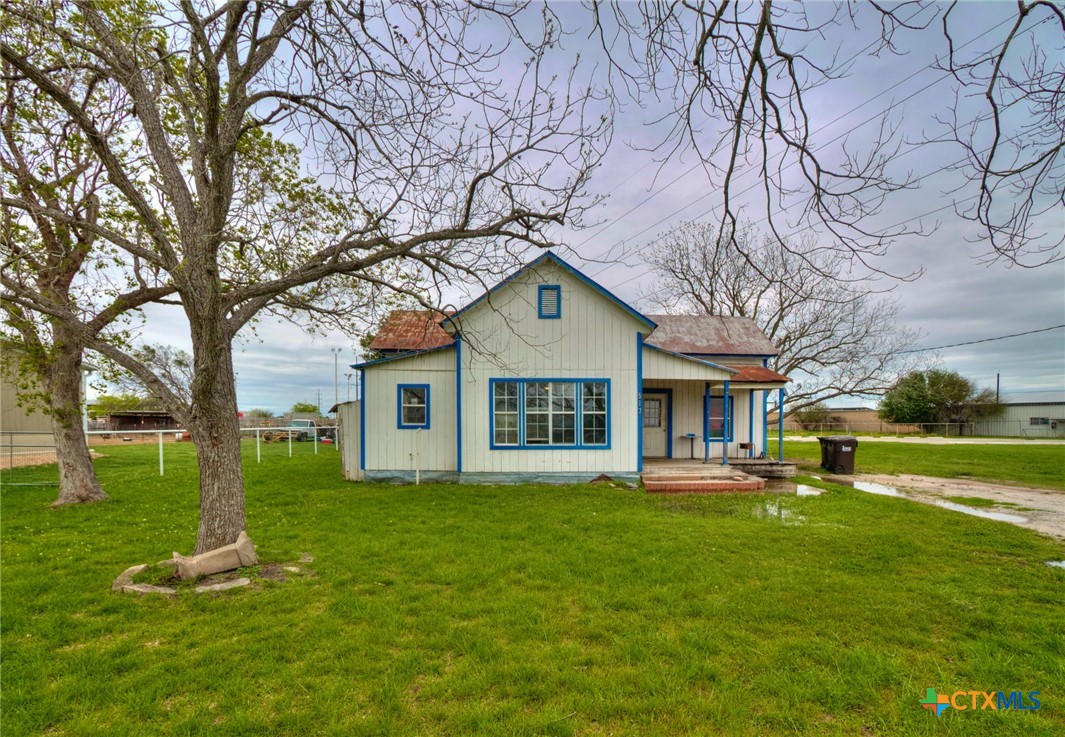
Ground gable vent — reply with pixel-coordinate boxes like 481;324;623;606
538;285;561;319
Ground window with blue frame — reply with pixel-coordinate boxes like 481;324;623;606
491;379;609;448
538;285;561;318
397;384;430;429
705;395;733;440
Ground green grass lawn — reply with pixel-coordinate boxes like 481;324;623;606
3;443;1063;736
771;439;1065;490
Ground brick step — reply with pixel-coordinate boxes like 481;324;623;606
643;476;766;494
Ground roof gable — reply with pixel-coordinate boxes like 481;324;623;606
646;315;778;356
446;251;655;331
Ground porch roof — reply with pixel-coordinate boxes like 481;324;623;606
724;364;790;388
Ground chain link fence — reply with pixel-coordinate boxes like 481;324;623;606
1;431;59;486
785;419;1065;438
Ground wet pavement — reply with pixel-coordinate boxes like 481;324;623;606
760;474;1063;540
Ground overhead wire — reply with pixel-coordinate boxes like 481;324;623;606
572;13;1047;285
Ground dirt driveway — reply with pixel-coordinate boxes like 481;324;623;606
826;473;1064;540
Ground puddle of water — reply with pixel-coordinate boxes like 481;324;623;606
755;501;806;524
1047;561;1065;569
851;481;903;497
796;484;823;497
934;500;1028;524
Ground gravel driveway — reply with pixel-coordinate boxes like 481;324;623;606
826;473;1065;540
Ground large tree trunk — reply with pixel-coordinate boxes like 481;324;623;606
49;345;108;506
186;326;246;554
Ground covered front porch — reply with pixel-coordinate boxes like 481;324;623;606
639;344;794;490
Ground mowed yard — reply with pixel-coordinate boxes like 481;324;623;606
2;442;1063;736
771;438;1065;490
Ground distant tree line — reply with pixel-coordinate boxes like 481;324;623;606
878;370;1004;426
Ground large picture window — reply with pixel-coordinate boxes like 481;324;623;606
491;379;609;449
397;384;430;429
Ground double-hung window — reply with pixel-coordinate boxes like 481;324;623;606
491;379;609;448
705;395;733;440
493;382;520;445
397;384;430;429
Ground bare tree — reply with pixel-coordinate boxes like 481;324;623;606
641;221;924;413
108;345;195;408
589;1;930;277
1;2;607;552
938;0;1064;266
589;1;1062;271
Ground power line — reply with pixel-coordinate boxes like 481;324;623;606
897;325;1065;354
595;94;1061;296
570;3;940;255
570;9;1018;267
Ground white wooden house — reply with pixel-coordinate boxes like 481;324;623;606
350;252;789;483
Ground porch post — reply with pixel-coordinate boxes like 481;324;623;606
748;390;755;458
762;390;769;459
721;379;730;466
703;381;710;463
777;387;785;462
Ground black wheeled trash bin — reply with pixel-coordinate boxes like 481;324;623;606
819;435;857;474
816;436;831;469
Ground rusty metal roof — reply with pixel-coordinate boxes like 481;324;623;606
646;315;778;356
368;310;454;352
724;365;790;383
370;310;779;360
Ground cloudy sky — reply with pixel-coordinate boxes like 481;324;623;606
100;2;1063;414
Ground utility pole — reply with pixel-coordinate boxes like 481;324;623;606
996;372;1000;402
331;348;341;414
345;372;354;402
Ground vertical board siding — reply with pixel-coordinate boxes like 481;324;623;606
338;401;362;480
457;259;647;475
642;348;733;382
364;348;457;472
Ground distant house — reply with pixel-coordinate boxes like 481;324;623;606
1;349;97;444
89;399;179;432
349;251;789;483
102;410;179;432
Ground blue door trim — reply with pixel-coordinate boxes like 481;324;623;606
640;386;674;459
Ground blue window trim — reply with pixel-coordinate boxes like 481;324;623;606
703;392;734;443
397;383;431;429
640;386;673;459
489;378;611;450
538;284;562;319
